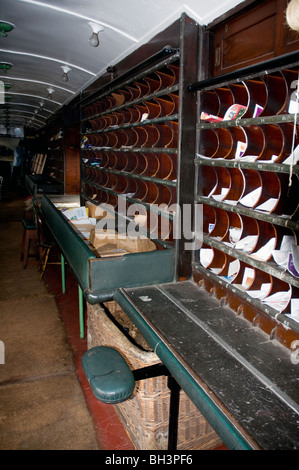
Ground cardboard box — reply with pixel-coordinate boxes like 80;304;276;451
89;228;118;248
116;236;156;253
95;243;130;258
89;228;157;254
85;201;116;220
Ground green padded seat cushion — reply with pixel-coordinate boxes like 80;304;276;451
22;219;36;230
82;346;135;404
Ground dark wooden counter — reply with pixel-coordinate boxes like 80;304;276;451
40;195;175;303
115;280;299;450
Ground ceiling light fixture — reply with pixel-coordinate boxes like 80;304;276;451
47;87;54;99
107;65;116;80
0;21;15;37
0;124;7;135
88;22;104;47
0;62;12;73
61;65;71;82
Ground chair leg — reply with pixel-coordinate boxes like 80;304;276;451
40;247;50;280
21;228;38;268
38;246;45;273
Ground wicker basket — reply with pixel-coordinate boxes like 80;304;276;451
87;301;222;450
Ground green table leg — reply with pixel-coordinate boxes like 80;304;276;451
61;254;65;294
78;285;84;338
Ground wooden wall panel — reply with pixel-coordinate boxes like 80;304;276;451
210;0;299;77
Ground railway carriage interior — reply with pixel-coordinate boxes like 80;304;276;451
0;0;298;452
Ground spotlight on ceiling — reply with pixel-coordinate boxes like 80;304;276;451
61;65;71;82
0;21;15;37
88;22;104;47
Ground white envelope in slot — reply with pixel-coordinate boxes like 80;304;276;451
281;235;297;251
239;187;262;207
272;251;289;268
212;187;229;201
247;283;271;300
199;248;213;267
235;235;258;252
229;227;242;245
251;237;276;261
255;198;278;212
283;144;299;165
239;155;259;162
242;267;255;288
262;289;292;312
272;235;296;268
222;259;240;282
256;154;278;163
288;99;299;114
210;267;222;274
291;298;299;316
224;199;238;205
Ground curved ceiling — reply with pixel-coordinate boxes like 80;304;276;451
0;0;244;133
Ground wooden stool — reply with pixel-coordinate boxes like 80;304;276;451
82;346;181;450
20;219;38;268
